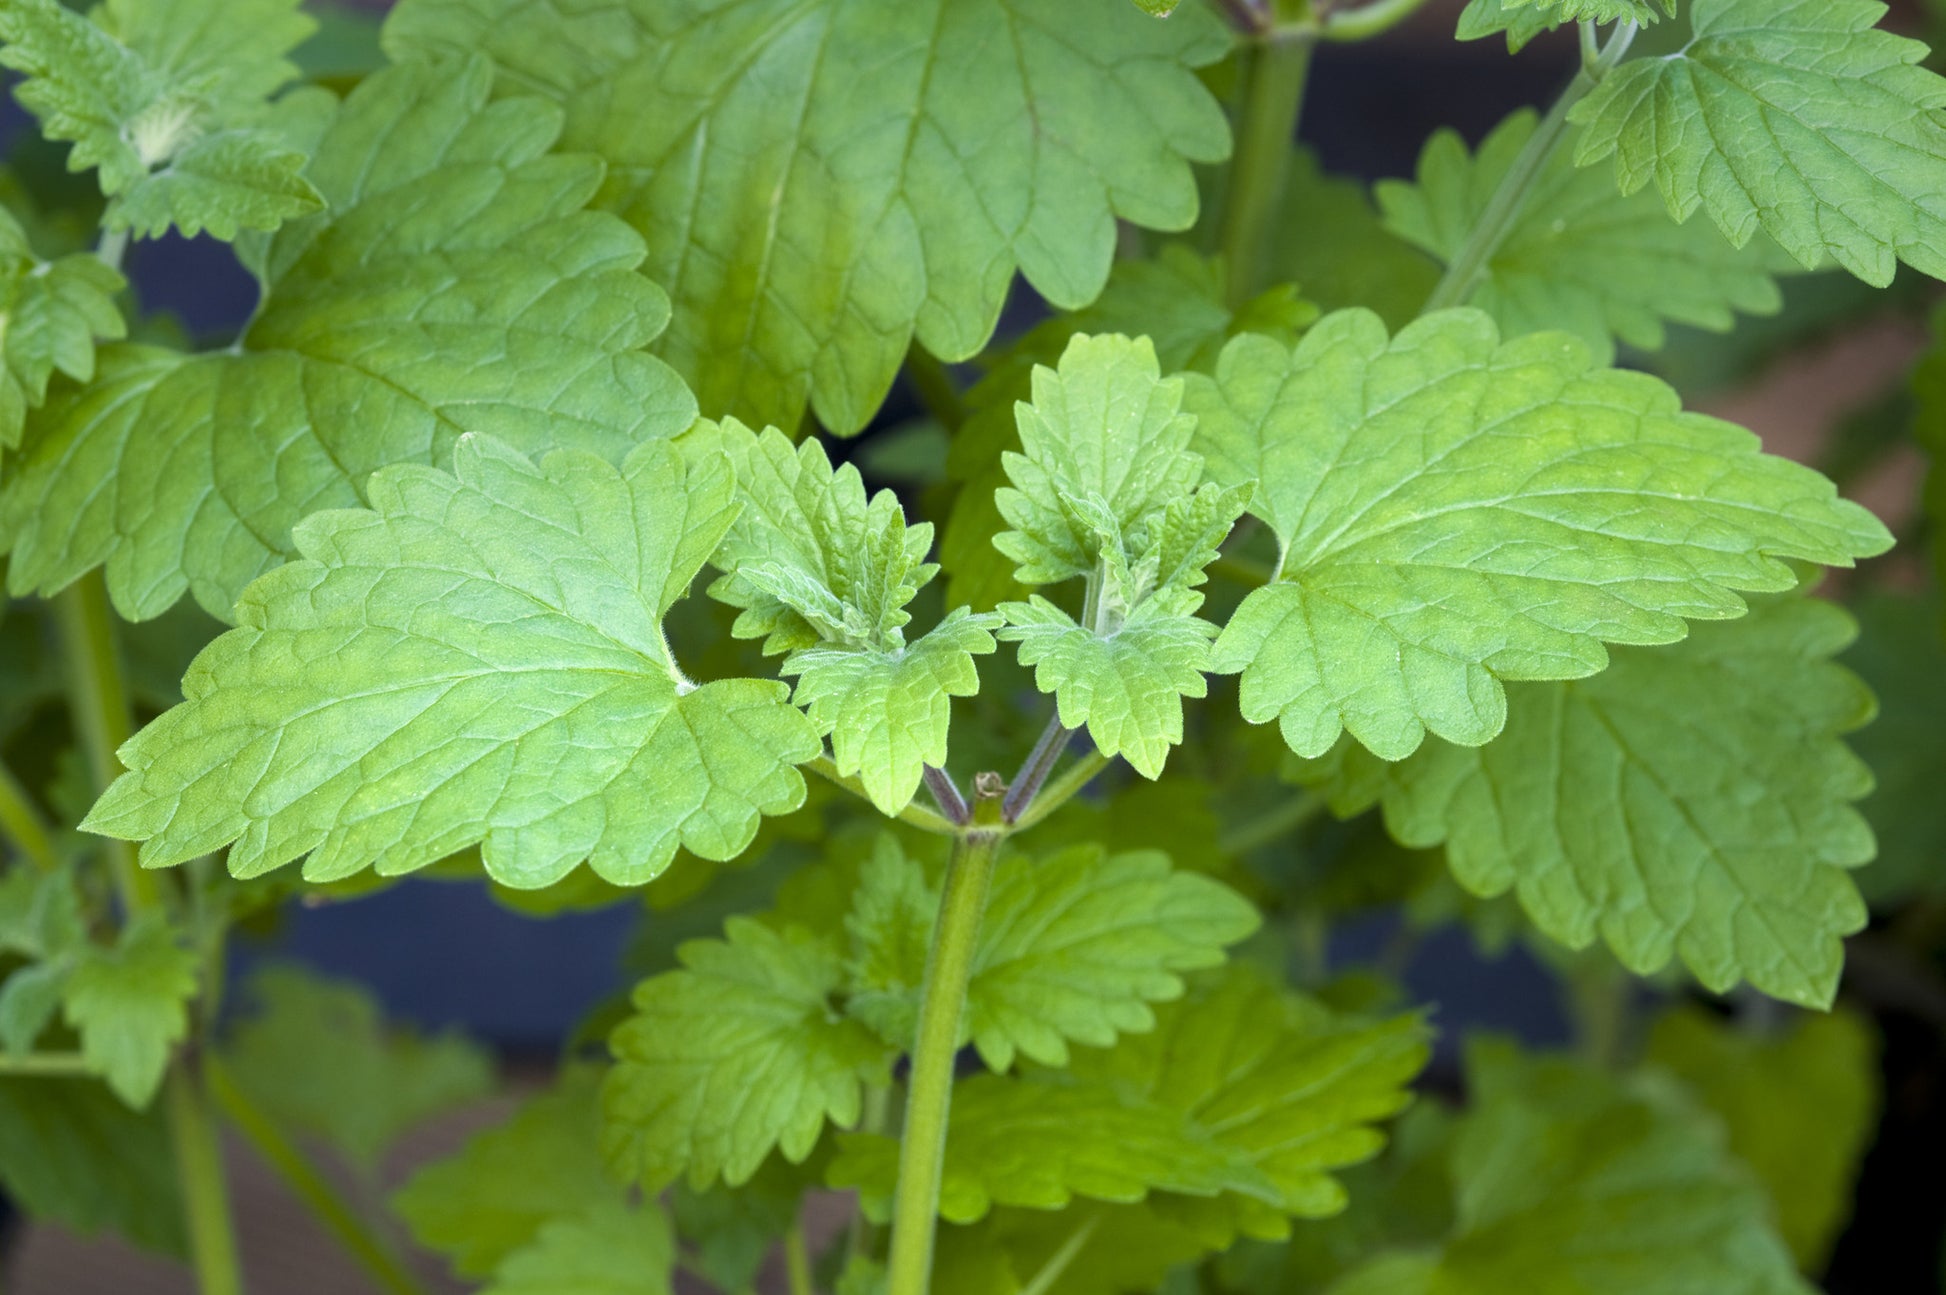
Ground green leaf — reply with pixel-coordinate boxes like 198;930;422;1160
1377;109;1787;362
1571;0;1946;288
0;863;84;961
1459;0;1669;51
1130;0;1182;13
603;916;893;1191
482;1197;675;1295
0;205;126;448
220;964;495;1169
1844;593;1946;905
997;594;1218;779
994;334;1244;773
1294;597;1875;1007
382;0;1231;435
0;960;66;1054
705;420;937;655
0;0;324;239
843;837;1260;1068
941;247;1305;613
996;335;1203;588
1;56;697;622
0;1074;186;1256
1073;964;1427;1234
829;1071;1286;1225
698;419;1000;813
393;1070;617;1280
83;434;822;890
1647;1005;1878;1270
1185;309;1890;762
1330;1044;1811;1295
60;914;198;1107
788;611;1000;815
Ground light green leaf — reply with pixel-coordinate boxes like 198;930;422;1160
220;964;495;1169
482;1197;675;1295
1378;109;1787;362
698;419;1000;813
382;0;1230;435
994;334;1243;772
1185;309;1890;762
942;247;1304;613
0;864;84;961
1;56;696;622
1647;1005;1878;1270
789;611;1000;816
998;594;1217;779
0;1075;185;1256
1571;0;1946;287
1073;964;1428;1234
393;1070;616;1280
0;0;323;239
61;915;198;1108
0;206;126;448
829;1071;1286;1225
83;434;821;890
603;916;894;1191
704;421;935;655
843;838;1260;1068
1455;0;1669;51
1297;597;1874;1007
1131;0;1182;13
996;334;1202;587
1330;1044;1811;1295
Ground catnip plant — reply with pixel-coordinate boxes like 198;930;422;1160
0;0;1941;1292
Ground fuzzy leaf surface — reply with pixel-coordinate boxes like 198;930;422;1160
1185;309;1889;762
700;420;998;812
1458;0;1668;50
1073;965;1428;1232
1571;0;1946;287
83;434;821;890
1;57;695;621
0;0;323;238
384;0;1230;435
1330;1045;1812;1295
1296;598;1875;1006
1379;110;1786;361
603;917;893;1191
0;1076;185;1256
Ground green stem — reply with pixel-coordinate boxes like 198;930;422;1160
0;762;59;871
1018;1217;1101;1295
1422;20;1639;313
783;1220;816;1295
95;227;129;274
1001;717;1074;824
207;1056;428;1295
1006;752;1111;834
1215;34;1316;306
166;1060;246;1295
884;823;1003;1295
807;754;958;835
1321;0;1431;42
903;345;966;433
0;1051;94;1076
54;571;158;913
